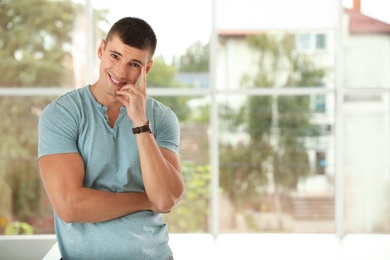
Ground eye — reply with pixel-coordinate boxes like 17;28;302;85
110;53;119;59
130;62;141;68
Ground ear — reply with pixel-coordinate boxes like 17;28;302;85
97;39;106;59
146;60;154;74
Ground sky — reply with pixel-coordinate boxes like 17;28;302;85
91;0;390;61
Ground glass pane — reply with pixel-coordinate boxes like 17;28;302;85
153;95;211;232
343;93;390;233
316;34;327;50
0;96;58;235
216;31;334;89
0;0;86;88
218;94;335;233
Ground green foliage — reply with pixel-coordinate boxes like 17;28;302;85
0;95;55;223
0;0;76;87
220;143;268;210
148;56;178;87
5;221;33;235
164;161;211;232
0;0;210;234
148;56;191;121
176;41;209;72
0;0;79;230
169;41;211;124
189;103;210;124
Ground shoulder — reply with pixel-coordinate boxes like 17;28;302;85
39;86;92;130
146;97;170;111
41;86;89;117
53;86;89;109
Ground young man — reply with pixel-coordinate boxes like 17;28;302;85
38;17;184;259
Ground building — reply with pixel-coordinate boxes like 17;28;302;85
214;0;390;232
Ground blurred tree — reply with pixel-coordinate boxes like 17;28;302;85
4;221;34;235
219;34;326;230
161;42;211;231
163;162;211;232
147;56;191;121
173;41;210;123
0;0;206;232
0;0;77;229
0;0;76;87
0;0;110;233
176;41;209;72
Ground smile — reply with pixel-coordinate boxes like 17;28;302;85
108;73;126;87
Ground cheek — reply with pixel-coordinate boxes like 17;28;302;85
100;58;115;72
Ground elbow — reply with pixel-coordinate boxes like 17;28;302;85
154;199;177;213
54;203;79;223
155;189;184;213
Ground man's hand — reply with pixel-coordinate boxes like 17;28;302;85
116;66;148;126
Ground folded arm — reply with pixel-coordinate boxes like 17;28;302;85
39;153;154;223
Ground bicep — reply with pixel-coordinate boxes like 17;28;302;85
39;153;85;207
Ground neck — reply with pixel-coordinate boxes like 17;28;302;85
90;83;122;110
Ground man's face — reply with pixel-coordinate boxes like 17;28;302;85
97;35;152;98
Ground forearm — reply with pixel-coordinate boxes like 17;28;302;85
52;188;151;223
39;154;154;223
136;133;184;212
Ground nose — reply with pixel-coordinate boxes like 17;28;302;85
116;63;128;80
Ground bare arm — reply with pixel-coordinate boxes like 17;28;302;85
136;134;184;212
39;153;153;223
116;65;184;212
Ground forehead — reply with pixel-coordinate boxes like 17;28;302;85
106;36;151;62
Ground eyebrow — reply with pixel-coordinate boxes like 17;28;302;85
109;49;144;65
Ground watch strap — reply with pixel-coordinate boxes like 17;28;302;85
132;120;152;134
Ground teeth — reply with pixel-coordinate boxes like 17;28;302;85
110;73;122;84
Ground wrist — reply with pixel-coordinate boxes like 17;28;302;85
132;120;151;134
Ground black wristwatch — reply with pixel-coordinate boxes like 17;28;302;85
132;120;152;134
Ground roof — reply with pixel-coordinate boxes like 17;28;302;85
217;8;390;36
345;8;390;34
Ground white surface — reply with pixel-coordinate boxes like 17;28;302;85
42;242;61;260
2;233;390;260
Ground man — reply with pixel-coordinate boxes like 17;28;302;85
38;17;184;259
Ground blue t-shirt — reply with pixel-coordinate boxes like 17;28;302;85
38;85;180;260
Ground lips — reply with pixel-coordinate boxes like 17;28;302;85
108;73;126;88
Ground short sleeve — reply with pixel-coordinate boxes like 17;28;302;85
152;107;180;155
38;101;79;159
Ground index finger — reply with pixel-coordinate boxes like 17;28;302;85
137;65;147;95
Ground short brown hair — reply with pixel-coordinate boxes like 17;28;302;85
105;17;157;56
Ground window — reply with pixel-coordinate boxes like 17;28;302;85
296;33;328;52
1;1;390;255
316;34;327;50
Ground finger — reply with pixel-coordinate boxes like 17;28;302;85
116;94;128;105
137;65;147;95
118;85;132;91
117;85;136;96
116;87;133;102
116;89;130;97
